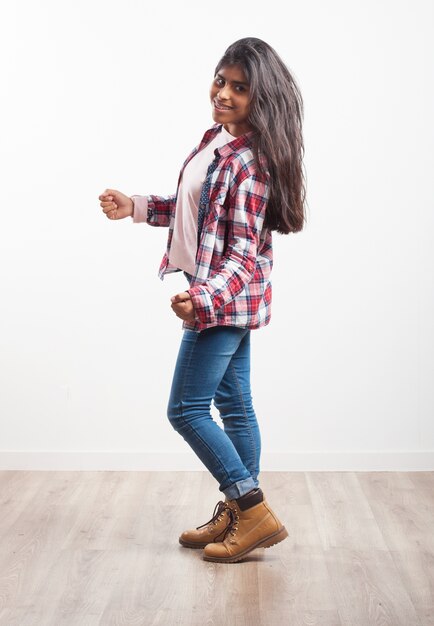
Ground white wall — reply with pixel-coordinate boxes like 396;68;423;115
1;0;433;470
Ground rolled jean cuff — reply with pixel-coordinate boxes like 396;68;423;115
222;476;257;501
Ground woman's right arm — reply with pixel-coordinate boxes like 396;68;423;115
100;188;175;226
130;193;176;227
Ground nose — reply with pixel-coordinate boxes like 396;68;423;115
217;84;231;101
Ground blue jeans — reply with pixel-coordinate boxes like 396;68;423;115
167;326;261;500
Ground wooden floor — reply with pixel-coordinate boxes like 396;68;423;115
0;470;433;625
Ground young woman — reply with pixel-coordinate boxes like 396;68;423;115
99;37;306;563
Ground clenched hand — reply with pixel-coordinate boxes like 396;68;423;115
171;292;196;322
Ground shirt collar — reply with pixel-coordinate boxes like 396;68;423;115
199;123;254;158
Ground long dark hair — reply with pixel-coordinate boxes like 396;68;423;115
214;37;307;234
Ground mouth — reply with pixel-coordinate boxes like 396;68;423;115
214;99;234;111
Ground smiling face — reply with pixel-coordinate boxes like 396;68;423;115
209;64;253;137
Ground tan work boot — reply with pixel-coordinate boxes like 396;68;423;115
202;488;288;563
179;499;232;549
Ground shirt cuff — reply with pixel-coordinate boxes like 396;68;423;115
187;285;217;326
130;195;149;223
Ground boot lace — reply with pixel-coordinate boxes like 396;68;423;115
195;500;230;530
221;506;240;541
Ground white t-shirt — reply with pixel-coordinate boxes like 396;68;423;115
167;125;237;275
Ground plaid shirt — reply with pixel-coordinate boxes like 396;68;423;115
144;122;273;332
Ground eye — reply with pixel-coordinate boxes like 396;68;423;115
235;85;246;92
215;77;224;86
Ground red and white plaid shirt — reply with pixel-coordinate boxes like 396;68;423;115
134;122;273;332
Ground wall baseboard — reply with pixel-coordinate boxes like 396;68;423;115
0;450;433;471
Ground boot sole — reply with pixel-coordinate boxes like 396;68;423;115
202;525;289;563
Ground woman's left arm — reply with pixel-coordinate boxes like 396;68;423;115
186;173;270;326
